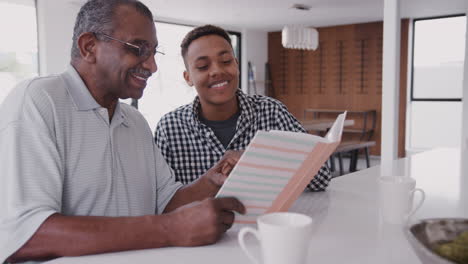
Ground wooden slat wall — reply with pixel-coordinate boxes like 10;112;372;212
268;20;409;157
398;20;409;158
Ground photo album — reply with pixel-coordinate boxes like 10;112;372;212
216;112;347;223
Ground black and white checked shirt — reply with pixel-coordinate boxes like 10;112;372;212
155;90;331;191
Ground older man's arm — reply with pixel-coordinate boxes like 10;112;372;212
8;198;244;263
7;151;244;263
8;213;172;262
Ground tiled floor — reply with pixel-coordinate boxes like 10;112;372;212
329;154;381;178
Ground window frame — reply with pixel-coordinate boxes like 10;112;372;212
130;20;242;108
410;14;466;102
34;0;40;75
0;0;39;105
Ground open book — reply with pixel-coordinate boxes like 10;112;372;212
216;112;347;224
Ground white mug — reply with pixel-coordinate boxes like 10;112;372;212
379;176;425;224
238;212;313;264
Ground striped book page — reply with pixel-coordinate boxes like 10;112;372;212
216;112;346;224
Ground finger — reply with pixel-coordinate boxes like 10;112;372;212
220;156;241;175
215;225;229;241
215;197;246;214
220;211;235;229
212;172;228;186
210;155;230;172
212;151;243;175
219;221;232;234
221;163;234;175
211;215;231;238
220;223;232;234
221;151;243;165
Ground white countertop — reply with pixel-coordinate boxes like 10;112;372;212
47;148;468;264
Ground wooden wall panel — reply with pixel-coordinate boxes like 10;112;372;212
398;20;409;158
268;21;409;157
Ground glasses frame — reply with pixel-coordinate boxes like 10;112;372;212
94;32;165;59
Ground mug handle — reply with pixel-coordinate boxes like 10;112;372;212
408;188;425;219
238;227;261;264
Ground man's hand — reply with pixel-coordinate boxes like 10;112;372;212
165;197;245;246
163;150;244;212
201;150;244;187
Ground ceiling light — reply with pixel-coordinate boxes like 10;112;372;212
282;25;319;50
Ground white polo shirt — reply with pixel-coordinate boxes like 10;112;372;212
0;66;183;263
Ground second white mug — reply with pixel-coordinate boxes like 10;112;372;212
238;212;313;264
379;176;425;224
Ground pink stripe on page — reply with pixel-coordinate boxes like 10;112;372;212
235;220;257;224
266;141;340;213
237;161;297;173
245;205;270;210
250;143;309;155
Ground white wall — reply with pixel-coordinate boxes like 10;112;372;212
241;29;268;95
37;0;79;75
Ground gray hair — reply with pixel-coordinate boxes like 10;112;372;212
70;0;153;59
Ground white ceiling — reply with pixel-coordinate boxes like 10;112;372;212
71;0;468;31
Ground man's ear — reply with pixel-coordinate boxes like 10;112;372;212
77;32;97;63
183;70;193;86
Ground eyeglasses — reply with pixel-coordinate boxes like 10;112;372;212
94;32;165;60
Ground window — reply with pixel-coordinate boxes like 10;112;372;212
132;22;241;134
409;15;466;150
0;0;38;105
412;15;465;101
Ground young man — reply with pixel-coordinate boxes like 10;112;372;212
155;25;331;190
0;2;244;263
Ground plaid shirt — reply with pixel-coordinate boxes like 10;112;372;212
155;90;331;191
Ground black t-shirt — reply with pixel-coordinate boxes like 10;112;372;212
199;111;240;148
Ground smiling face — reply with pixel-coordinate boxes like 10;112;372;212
183;34;239;112
94;4;158;100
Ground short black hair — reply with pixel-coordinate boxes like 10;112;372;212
71;0;153;59
180;24;232;60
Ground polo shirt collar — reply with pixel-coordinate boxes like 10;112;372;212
114;102;129;127
62;65;129;127
62;65;101;111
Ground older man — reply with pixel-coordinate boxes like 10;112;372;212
0;1;244;263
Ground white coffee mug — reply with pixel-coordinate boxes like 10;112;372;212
238;212;313;264
379;176;425;224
